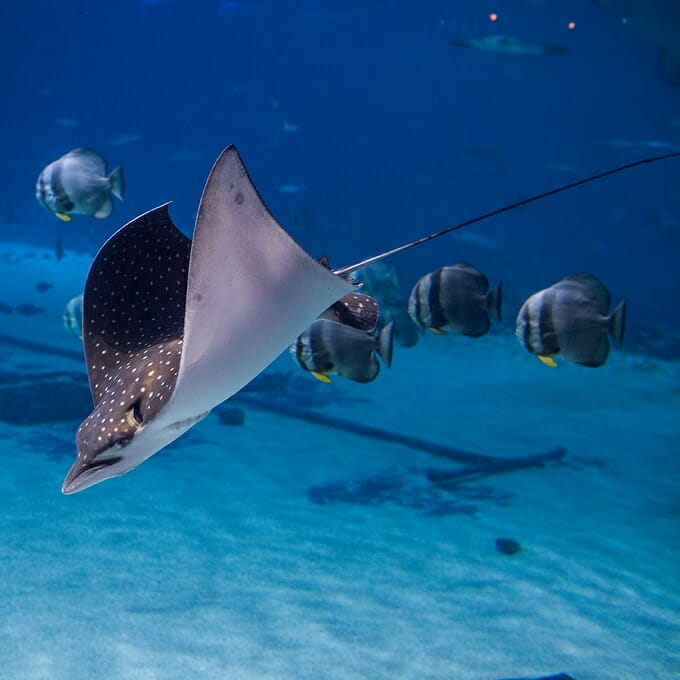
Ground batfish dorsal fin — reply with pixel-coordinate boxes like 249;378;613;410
452;262;489;293
82;204;191;406
168;146;353;418
69;147;107;176
562;272;611;312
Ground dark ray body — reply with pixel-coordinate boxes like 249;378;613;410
322;291;380;332
65;206;190;489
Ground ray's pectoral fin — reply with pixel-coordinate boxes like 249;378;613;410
63;204;192;494
167;145;353;418
80;203;191;408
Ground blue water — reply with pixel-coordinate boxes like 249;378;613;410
0;1;679;678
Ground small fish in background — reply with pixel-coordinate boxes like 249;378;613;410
292;206;315;232
0;301;13;314
276;184;306;194
354;262;402;303
218;0;263;15
168;148;204;163
452;35;569;56
463;145;506;165
36;147;125;222
62;294;83;340
380;302;420;348
516;273;626;368
0;199;14;227
352;263;419;346
638;139;680;152
282;120;300;133
35;281;53;293
55;117;79;127
647;209;678;243
450;230;498;252
545;161;583;178
107;132;143;146
595;137;680;154
14;303;45;316
291;318;394;383
594;137;637;152
408;263;502;337
54;233;64;261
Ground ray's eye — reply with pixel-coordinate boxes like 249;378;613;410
125;399;144;428
113;436;131;449
132;399;143;425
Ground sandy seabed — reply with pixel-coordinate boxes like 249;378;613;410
0;244;678;679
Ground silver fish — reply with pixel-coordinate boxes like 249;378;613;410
515;273;626;368
291;318;394;383
451;35;568;56
62;294;83;340
354;262;402;304
408;263;502;337
36;147;125;222
381;302;420;348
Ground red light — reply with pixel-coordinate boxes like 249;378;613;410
489;13;498;22
568;21;575;30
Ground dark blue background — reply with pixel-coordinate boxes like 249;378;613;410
1;0;678;348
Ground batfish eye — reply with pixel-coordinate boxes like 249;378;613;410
113;436;131;449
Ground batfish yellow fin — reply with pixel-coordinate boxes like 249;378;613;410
55;212;72;222
537;354;557;368
429;327;447;335
311;371;332;383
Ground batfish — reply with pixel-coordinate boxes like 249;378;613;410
62;146;680;493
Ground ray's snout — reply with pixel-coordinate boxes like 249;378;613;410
61;455;123;494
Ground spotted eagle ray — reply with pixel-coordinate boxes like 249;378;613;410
62;146;680;494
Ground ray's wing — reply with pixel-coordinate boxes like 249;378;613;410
168;146;353;418
82;204;191;405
